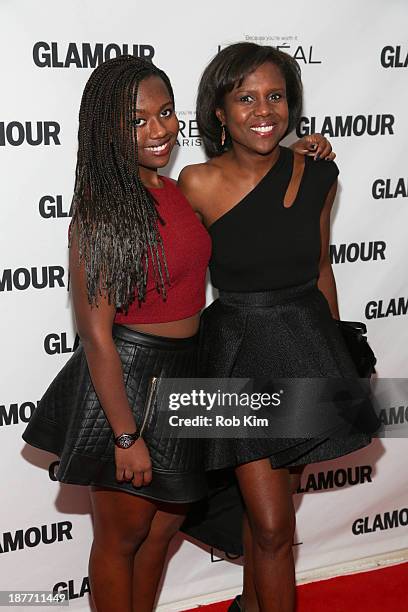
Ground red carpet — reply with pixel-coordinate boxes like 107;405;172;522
183;561;408;611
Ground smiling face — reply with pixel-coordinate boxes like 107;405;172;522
216;61;289;157
131;75;179;174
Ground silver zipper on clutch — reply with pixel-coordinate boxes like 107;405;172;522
139;376;158;437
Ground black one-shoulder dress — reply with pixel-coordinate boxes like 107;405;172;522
182;147;378;554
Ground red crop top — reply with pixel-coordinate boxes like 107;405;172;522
114;176;211;324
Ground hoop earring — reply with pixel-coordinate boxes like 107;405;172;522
221;124;226;147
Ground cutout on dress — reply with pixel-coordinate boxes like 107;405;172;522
283;152;305;208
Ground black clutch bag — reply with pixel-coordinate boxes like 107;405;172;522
335;320;377;378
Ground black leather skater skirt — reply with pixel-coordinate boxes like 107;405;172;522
22;324;207;504
199;278;375;470
181;279;377;555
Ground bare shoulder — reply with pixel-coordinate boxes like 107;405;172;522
178;161;223;212
178;161;222;190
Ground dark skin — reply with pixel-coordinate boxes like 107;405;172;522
130;76;201;339
178;62;340;612
71;76;197;612
72;72;336;610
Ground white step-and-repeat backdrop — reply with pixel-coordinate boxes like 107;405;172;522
1;1;407;609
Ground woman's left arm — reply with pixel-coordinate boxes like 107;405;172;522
318;180;340;319
292;134;335;161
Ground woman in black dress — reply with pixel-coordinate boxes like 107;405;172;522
179;43;377;612
22;53;330;612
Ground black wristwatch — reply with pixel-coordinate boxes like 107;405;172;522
114;431;140;449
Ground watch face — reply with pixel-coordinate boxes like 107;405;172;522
116;434;135;449
115;431;138;449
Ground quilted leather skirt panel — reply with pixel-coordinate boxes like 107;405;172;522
199;279;374;470
22;324;207;503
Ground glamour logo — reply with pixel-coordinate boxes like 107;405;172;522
380;46;408;68
0;267;65;292
44;333;75;355
33;42;155;68
296;465;372;493
0;522;72;554
39;195;71;218
296;115;394;138
372;178;408;199
330;241;386;264
175;112;202;147
0;121;60;146
365;297;408;319
379;405;408;426
352;508;408;535
53;577;90;601
0;401;38;427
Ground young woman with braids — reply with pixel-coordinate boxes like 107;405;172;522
23;56;212;612
23;54;335;612
179;43;376;612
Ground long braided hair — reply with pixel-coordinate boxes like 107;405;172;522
70;55;174;310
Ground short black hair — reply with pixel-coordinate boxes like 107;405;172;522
197;42;303;158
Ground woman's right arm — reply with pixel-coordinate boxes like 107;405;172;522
178;164;206;213
178;163;217;227
69;225;152;487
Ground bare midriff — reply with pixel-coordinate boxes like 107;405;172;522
121;313;200;338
